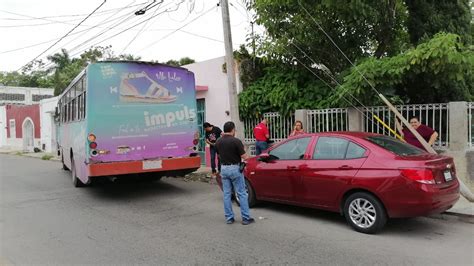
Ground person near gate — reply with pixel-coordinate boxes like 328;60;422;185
215;121;255;225
204;122;222;176
397;116;438;151
289;120;305;136
253;118;270;155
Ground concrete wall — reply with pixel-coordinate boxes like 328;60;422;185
39;97;58;152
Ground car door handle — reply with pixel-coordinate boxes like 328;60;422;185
287;166;297;170
339;165;353;169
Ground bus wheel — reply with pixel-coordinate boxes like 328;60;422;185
61;154;69;171
71;157;86;187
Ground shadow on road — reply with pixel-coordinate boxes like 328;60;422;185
81;177;188;201
251;201;447;236
253;201;346;226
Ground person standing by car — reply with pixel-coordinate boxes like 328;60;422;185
289;120;305;136
253;118;270;155
204;122;222;177
215;121;255;225
397;116;438;151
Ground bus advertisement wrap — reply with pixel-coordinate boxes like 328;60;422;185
86;62;198;162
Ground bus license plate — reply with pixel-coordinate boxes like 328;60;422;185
143;160;162;170
443;171;453;182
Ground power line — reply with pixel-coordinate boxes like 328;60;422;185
33;0;179;72
0;3;141;56
289;42;387;134
0;17;83;27
0;2;145;29
178;29;223;43
17;0;107;72
121;0;164;54
61;0;141;56
0;3;147;21
137;4;217;53
66;0;178;57
297;0;383;97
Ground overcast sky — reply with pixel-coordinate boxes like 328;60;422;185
0;0;257;72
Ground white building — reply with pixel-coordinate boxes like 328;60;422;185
0;85;54;106
0;86;54;150
39;96;59;153
184;56;242;130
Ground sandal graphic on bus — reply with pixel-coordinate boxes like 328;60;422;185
119;71;177;103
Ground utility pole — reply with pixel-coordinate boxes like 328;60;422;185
220;0;244;138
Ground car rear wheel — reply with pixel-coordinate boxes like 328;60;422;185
234;179;257;208
343;192;387;234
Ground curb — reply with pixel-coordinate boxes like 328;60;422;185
429;212;474;224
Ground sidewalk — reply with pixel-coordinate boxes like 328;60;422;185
1;149;472;218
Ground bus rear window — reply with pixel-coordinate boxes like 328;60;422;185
366;135;425;156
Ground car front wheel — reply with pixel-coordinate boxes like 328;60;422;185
343;192;387;234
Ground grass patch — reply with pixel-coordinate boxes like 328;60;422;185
41;154;54;160
15;151;23;156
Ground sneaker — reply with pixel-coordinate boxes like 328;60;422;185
226;218;235;224
241;218;255;225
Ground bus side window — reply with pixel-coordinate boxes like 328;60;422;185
83;91;86;119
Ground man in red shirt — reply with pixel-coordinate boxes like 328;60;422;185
253;118;270;155
400;116;438;151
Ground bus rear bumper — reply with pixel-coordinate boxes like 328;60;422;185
88;156;201;177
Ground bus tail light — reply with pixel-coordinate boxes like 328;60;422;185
88;133;96;142
90;150;98;156
89;142;97;149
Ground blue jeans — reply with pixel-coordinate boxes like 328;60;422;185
210;146;220;173
220;165;251;221
255;141;268;155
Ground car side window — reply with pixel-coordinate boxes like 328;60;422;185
269;137;311;160
345;142;366;159
313;137;349;160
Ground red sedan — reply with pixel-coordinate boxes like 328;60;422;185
217;132;459;234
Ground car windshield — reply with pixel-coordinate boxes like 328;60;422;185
366;135;425;156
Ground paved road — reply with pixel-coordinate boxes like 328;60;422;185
1;154;473;265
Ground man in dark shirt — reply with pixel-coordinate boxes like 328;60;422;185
400;116;438;151
215;121;255;225
204;122;222;176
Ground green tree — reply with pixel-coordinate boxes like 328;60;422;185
248;0;408;73
164;57;196;66
0;60;53;88
405;0;472;44
331;33;473;105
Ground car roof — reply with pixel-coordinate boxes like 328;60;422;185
292;131;381;138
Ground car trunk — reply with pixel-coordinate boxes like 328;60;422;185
399;154;456;188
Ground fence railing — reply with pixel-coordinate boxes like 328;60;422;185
469;102;473;148
306;108;348;133
243;112;295;143
242;102;474;151
363;103;449;150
